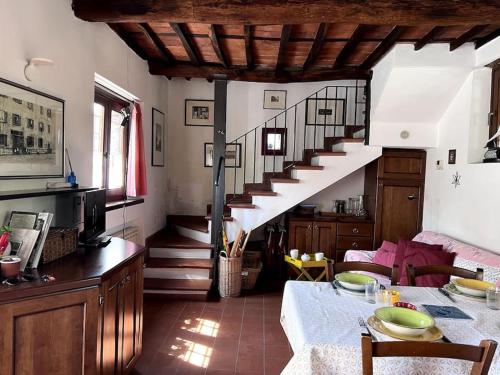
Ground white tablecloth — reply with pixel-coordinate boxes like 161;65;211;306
280;281;500;375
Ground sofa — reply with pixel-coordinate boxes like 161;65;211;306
344;231;500;286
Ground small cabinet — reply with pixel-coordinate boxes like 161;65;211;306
288;220;336;258
100;255;144;375
0;287;99;375
289;220;314;253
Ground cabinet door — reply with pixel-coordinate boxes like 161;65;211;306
288;221;313;253
0;287;99;375
311;222;336;258
120;257;144;375
376;183;423;246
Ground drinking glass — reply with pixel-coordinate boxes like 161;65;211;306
486;287;500;310
365;280;378;304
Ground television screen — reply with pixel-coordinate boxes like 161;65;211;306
82;189;106;242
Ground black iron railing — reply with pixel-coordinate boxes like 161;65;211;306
225;81;369;202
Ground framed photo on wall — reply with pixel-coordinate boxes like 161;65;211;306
305;98;345;126
185;99;214;126
261;128;287;156
151;108;165;167
263;90;287;110
204;143;241;168
0;78;64;179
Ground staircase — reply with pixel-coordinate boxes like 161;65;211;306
144;81;383;300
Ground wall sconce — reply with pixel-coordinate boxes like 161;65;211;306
24;57;54;81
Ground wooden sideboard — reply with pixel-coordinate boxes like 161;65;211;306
288;215;374;262
0;238;145;375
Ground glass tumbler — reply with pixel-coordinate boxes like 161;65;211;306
486;287;500;310
365;280;378;304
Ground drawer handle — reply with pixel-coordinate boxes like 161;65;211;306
352;242;359;248
314;225;319;230
408;195;416;200
352;228;359;234
307;224;312;230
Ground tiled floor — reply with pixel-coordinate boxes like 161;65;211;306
132;288;292;375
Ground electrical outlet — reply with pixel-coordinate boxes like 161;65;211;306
436;160;444;170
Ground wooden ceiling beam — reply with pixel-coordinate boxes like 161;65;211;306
276;25;292;74
209;25;229;68
244;25;254;70
72;0;500;26
334;25;368;68
475;28;500;49
414;26;446;50
450;25;488;51
170;22;201;65
148;61;370;82
303;23;329;71
108;23;149;61
137;23;175;63
361;26;406;69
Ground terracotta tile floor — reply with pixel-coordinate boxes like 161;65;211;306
132;288;292;375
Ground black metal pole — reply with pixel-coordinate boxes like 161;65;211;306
211;76;227;247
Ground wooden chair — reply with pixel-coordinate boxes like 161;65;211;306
361;334;497;375
406;264;484;287
327;261;399;286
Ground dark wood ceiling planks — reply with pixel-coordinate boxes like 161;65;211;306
72;1;500;82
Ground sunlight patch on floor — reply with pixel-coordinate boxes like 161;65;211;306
171;338;213;368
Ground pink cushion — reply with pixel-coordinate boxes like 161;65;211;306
400;247;456;287
373;241;397;267
394;240;443;271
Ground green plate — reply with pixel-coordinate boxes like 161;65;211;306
375;307;434;330
334;272;375;291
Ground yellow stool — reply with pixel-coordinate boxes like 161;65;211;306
285;255;330;281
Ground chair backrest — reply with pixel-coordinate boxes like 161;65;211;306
406;264;484;287
328;261;399;286
361;334;497;375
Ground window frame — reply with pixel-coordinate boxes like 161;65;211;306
94;86;130;202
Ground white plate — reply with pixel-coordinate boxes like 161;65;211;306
444;283;485;301
333;280;365;296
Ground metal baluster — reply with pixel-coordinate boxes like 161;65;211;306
243;134;247;187
324;87;328;149
293;105;297;162
273;116;277;174
313;92;318;152
284;107;288;165
303;100;307;157
233;140;237;200
334;87;338;139
253;129;256;183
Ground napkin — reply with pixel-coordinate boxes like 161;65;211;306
422;305;473;320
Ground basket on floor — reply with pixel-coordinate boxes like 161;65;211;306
219;256;242;297
241;262;263;290
242;251;262;269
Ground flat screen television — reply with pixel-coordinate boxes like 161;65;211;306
81;189;107;245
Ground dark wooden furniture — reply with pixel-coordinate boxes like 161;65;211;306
364;148;426;248
489;60;500;138
288;215;373;262
0;238;145;375
328;261;399;286
406;264;484;287
361;334;498;375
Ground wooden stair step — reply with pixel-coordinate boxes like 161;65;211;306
144;278;212;292
247;190;278;196
292;165;324;170
146;258;214;269
333;138;364;144
168;215;209;233
204;215;234;221
148;232;213;249
270;178;300;183
314;151;347;156
227;203;257;209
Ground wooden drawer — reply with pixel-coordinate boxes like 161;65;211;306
336;236;373;250
337;223;373;237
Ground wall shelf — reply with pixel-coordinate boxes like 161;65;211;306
0;187;97;201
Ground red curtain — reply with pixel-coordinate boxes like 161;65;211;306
127;102;148;196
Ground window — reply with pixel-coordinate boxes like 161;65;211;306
40;106;43;115
0;110;7;123
12;114;21;126
490;62;500;138
0;134;6;146
261;128;287;156
27;118;34;128
47;108;52;118
47;124;51;133
38;138;43;148
27;102;33;110
38;122;44;132
93;87;130;201
26;136;34;147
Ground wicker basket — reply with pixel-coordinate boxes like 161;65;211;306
241;262;263;290
242;251;262;269
219;256;242;297
41;227;79;264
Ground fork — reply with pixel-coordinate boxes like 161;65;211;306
358;317;377;341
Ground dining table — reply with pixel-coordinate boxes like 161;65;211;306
280;280;500;375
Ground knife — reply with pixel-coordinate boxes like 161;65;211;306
331;282;340;295
439;288;456;303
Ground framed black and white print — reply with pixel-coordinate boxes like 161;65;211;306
305;98;345;126
185;99;214;126
0;78;64;179
152;108;165;167
204;143;241;168
263;90;287;110
448;149;456;164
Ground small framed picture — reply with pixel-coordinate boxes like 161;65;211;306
448;149;456;164
204;143;241;168
263;90;287;110
306;98;345;126
261;128;287;156
185;99;214;126
152;108;165;167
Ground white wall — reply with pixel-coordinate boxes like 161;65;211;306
423;38;500;253
166;78;363;215
0;0;169;239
